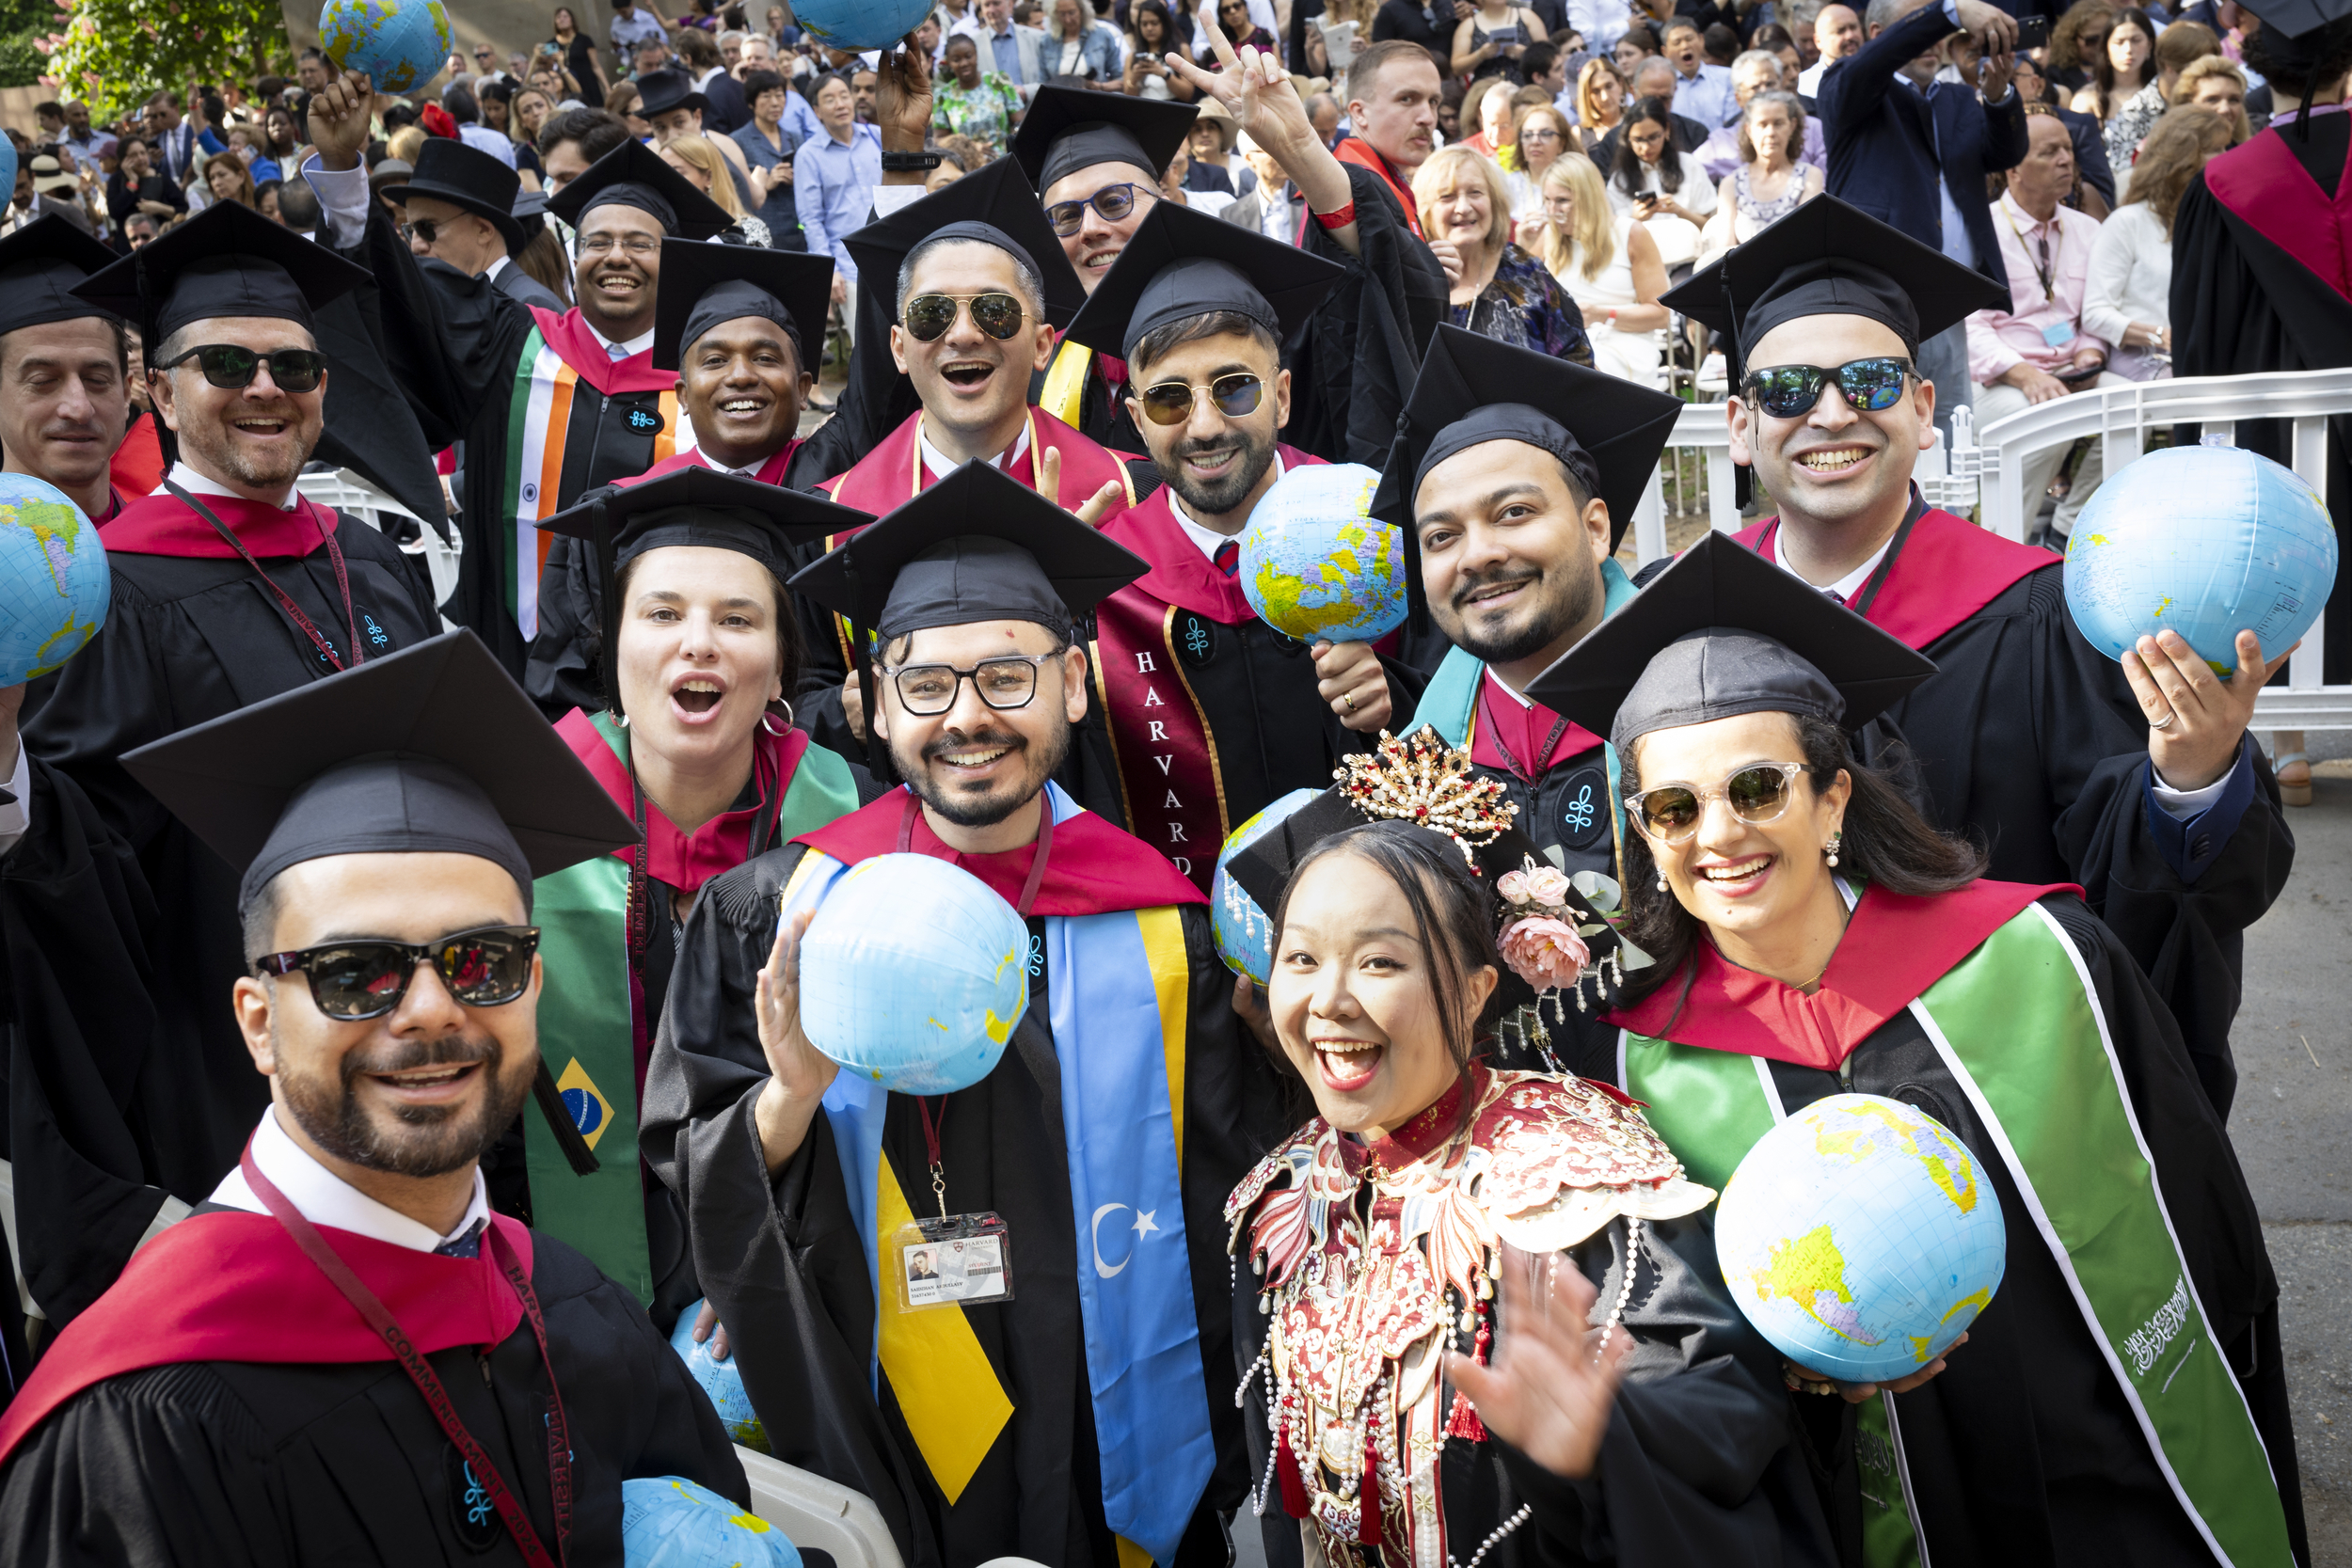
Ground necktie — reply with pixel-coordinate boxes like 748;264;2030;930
1213;539;1240;578
434;1217;486;1259
1826;588;1847;606
607;340;629;360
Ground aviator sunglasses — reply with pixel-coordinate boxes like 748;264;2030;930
1626;763;1809;845
1741;356;1912;420
902;291;1028;342
254;926;543;1021
1137;372;1263;426
160;343;329;394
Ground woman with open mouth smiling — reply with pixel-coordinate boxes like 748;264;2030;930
514;468;874;1329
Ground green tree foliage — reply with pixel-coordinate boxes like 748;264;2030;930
42;0;291;115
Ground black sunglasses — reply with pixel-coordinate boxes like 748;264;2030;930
1138;371;1263;426
160;343;329;394
1741;356;1912;420
902;291;1027;342
1044;181;1145;237
255;926;542;1021
399;216;443;246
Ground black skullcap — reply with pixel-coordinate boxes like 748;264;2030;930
541;465;872;578
1525;531;1936;754
0;214;121;338
1012;85;1197;193
843;156;1087;329
72;200;371;343
119;629;638;912
548;136;733;241
1061;198;1343;362
789;460;1147;641
650;237;834;371
1372;324;1682;622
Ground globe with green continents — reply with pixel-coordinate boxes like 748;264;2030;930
0;474;106;685
319;0;453;94
1209;788;1322;984
792;0;935;49
1714;1094;2007;1385
1240;462;1408;643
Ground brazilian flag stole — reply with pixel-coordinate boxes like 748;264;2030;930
526;713;859;1306
782;783;1216;1567
1616;901;2296;1568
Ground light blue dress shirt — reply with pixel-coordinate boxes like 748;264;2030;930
794;122;882;279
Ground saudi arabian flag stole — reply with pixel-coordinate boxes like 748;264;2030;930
1615;899;2296;1568
780;784;1216;1568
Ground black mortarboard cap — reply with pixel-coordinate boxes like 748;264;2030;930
541;465;872;578
2220;0;2345;40
548;136;733;241
1062;198;1343;362
1525;531;1937;754
1372;324;1682;622
0;214;122;337
650;238;835;371
1012;85;1197;194
72;200;372;342
119;629;638;911
843;156;1086;329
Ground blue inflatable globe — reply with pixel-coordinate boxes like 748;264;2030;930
799;853;1028;1095
0;474;105;685
793;0;934;50
622;1477;800;1568
1714;1094;2006;1386
319;0;453;95
2066;444;2340;674
1210;788;1321;984
1240;463;1408;644
0;139;15;218
668;1301;768;1453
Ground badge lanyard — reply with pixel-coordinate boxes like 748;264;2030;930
167;480;366;672
1475;684;1572;785
239;1143;573;1566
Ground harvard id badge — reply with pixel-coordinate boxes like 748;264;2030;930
892;1212;1014;1311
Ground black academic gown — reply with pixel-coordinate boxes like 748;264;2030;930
2171;112;2352;689
1724;898;2303;1567
0;1231;745;1567
18;512;441;1297
1234;1212;1836;1568
1284;164;1452;467
640;844;1298;1568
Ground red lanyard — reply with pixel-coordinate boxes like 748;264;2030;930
167;480;366;672
894;788;1056;917
238;1143;572;1567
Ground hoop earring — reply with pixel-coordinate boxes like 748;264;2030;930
1824;829;1842;867
761;700;796;736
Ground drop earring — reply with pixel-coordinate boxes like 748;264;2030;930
1824;830;1842;867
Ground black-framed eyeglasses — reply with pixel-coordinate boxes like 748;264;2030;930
254;926;542;1021
885;654;1057;715
399;216;442;246
160;343;328;393
1044;181;1146;236
1137;371;1263;426
1626;763;1808;845
1741;356;1912;420
902;290;1028;342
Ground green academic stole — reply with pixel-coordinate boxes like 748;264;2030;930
1616;903;2296;1568
526;721;860;1306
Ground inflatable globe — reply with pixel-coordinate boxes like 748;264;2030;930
319;0;453;95
0;474;105;685
0;139;15;219
1714;1094;2006;1386
793;0;934;51
1210;788;1321;984
2066;444;2340;674
799;852;1028;1095
668;1302;768;1453
1240;463;1408;644
622;1477;800;1568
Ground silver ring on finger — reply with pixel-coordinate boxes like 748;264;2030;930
2150;708;2177;730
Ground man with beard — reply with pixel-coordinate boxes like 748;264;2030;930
0;215;135;522
18;205;444;1326
1053;201;1411;885
0;630;748;1562
1371;325;1682;1071
1666;197;2294;1117
644;464;1290;1568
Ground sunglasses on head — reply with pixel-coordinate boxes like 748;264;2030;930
902;290;1028;342
1044;181;1145;237
254;926;543;1021
1741;356;1912;420
1137;371;1263;426
160;343;328;393
1626;762;1807;845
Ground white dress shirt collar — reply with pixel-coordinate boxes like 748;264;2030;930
587;319;658;359
920;419;1032;483
157;458;297;512
1163;453;1284;559
209;1106;492;1253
